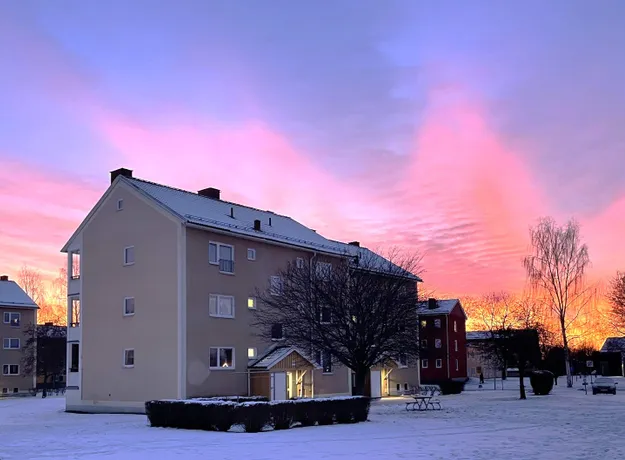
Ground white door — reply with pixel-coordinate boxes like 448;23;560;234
271;372;287;400
370;370;382;398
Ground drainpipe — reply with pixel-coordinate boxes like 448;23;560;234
445;315;450;379
247;369;251;397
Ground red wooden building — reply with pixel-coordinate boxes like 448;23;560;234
418;298;468;383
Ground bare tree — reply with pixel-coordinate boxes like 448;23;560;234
608;272;625;335
253;249;423;396
17;265;46;306
523;217;591;388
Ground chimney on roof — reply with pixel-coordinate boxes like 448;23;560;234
110;168;133;184
198;187;221;200
0;275;8;281
254;219;261;231
268;217;272;226
428;298;437;310
230;207;234;218
348;241;360;247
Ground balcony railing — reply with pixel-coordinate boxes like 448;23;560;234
219;259;235;274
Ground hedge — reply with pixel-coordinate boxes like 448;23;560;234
145;396;371;433
530;370;554;396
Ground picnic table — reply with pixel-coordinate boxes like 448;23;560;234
404;387;442;411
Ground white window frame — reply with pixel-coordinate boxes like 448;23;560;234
209;294;235;319
71;251;81;279
421;359;429;369
116;199;124;211
454;320;457;332
2;364;19;375
296;257;305;269
454;339;458;352
247;347;257;359
435;339;442;349
247;248;256;261
123;246;135;266
436;359;443;369
3;312;20;327
209;347;235;370
70;297;81;327
456;358;459;371
123;349;135;368
209;241;234;265
316;261;332;278
270;276;283;296
123;297;135;316
247;297;256;310
434;319;441;328
2;338;20;350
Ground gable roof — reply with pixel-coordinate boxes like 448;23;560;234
248;345;320;370
466;331;491;341
601;337;625;353
417;299;465;318
0;280;38;309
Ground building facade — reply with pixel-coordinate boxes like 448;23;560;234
0;275;38;395
61;168;421;413
418;299;468;383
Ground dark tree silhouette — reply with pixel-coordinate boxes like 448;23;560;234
22;324;66;397
608;272;625;335
253;248;423;396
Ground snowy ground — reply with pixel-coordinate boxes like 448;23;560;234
2;377;624;460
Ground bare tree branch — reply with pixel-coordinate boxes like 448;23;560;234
608;271;625;335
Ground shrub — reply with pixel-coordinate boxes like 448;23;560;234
530;370;554;395
192;396;269;403
145;396;371;433
425;380;465;395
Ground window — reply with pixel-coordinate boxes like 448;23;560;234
123;349;135;368
456;358;459;371
116;199;124;211
71;252;81;279
2;364;19;375
421;359;429;369
12;388;17;393
434;319;441;328
70;298;80;327
421;339;428;349
1;388;6;394
322;351;332;374
248;347;257;359
209;242;234;273
209;347;234;369
3;338;19;350
123;246;135;265
454;320;458;332
247;248;256;261
270;276;283;296
124;297;135;316
404;383;409;391
320;306;331;324
3;312;20;327
454;340;458;352
435;339;442;349
316;262;332;278
247;297;256;309
209;295;235;318
271;323;284;340
296;257;305;269
436;359;443;368
420;320;427;328
70;344;79;372
396;383;400;391
399;353;408;367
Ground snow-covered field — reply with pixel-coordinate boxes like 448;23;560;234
2;378;624;460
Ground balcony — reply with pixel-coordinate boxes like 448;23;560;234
219;259;234;274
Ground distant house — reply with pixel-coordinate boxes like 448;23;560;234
0;275;38;395
598;337;625;376
466;331;498;379
417;298;467;382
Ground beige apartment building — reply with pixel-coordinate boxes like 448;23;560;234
61;168;420;413
0;275;37;395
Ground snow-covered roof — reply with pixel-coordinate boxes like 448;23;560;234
601;337;625;353
0;279;38;309
466;331;492;341
417;299;462;316
248;345;320;370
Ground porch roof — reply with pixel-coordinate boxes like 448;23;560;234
248;345;320;370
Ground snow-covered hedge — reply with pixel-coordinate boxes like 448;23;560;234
145;396;371;433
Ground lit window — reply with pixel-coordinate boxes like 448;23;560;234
247;248;256;261
421;359;429;369
124;297;135;316
435;339;442;349
436;359;443;368
124;349;135;367
420;320;427;328
209;347;234;369
3;312;20;327
248;348;257;359
123;246;135;265
247;297;256;309
434;319;441;328
209;295;235;318
2;338;20;349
